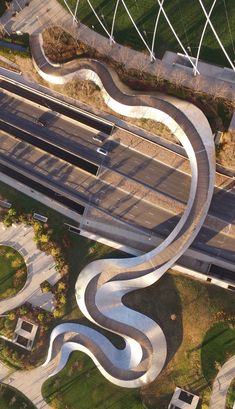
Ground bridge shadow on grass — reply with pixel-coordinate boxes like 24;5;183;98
123;271;183;366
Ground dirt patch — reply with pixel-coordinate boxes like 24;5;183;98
42;27;87;63
217;131;235;171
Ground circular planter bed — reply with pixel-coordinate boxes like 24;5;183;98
0;245;27;299
0;383;36;409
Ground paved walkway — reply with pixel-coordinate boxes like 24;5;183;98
210;356;235;409
0;222;59;312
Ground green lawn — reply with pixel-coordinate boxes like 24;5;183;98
0;383;36;409
227;378;235;409
59;0;235;67
42;351;144;409
201;322;235;383
0;246;27;299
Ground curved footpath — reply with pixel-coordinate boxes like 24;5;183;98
0;223;59;313
210;356;235;409
31;34;216;388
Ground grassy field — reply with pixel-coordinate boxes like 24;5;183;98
42;271;235;409
201;322;235;383
0;383;36;409
0;245;27;299
42;352;143;409
59;0;235;67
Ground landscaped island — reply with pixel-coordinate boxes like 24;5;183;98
0;245;27;299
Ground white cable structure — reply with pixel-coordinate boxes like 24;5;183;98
194;0;217;75
73;0;80;25
156;0;200;74
110;0;120;45
121;0;155;61
151;0;165;61
64;0;235;72
86;0;114;43
197;0;235;71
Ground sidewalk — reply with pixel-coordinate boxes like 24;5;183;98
0;222;60;312
210;356;235;409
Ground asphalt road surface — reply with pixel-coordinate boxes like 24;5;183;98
0;87;234;263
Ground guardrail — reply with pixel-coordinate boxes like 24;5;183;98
0;119;98;175
0;160;85;215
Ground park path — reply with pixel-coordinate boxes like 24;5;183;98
210;356;235;409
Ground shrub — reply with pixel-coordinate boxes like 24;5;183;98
51;247;61;258
3;216;12;227
19;306;28;316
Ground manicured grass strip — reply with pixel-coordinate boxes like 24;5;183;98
42;351;144;409
0;245;27;299
0;383;36;409
201;322;235;383
227;378;235;409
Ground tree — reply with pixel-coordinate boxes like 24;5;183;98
8;208;16;217
8;312;16;321
37;313;45;322
40;281;51;293
53;309;63;318
57;282;66;291
33;221;43;234
39;234;50;244
59;295;66;305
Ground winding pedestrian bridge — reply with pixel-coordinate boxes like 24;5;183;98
32;33;216;388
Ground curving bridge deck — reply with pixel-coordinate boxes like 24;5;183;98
31;33;216;388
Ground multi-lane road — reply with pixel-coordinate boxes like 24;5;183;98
0;76;234;264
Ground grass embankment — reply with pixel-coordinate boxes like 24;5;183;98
0;383;36;409
227;378;235;409
0;246;27;299
58;0;235;68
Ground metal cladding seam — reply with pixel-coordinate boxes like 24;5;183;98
32;34;216;387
